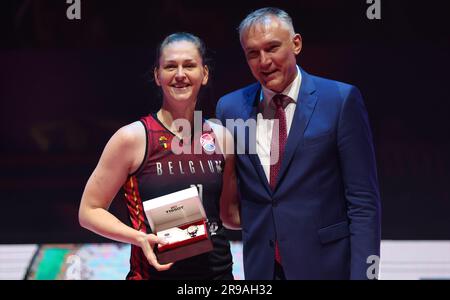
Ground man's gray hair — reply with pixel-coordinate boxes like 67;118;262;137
238;7;295;40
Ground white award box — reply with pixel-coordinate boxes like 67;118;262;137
143;186;213;264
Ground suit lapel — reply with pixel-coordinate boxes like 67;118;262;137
275;69;318;190
242;84;273;195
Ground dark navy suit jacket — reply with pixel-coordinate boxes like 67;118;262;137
216;68;381;279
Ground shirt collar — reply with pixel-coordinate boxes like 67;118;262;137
260;65;302;104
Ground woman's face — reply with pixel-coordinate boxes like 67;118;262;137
154;40;209;106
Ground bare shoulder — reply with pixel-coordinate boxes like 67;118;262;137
102;121;146;174
113;121;146;146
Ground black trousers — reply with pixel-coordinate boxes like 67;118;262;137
211;268;234;280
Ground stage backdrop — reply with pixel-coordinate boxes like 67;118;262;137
1;0;449;243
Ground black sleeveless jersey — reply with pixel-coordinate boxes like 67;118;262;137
122;114;233;280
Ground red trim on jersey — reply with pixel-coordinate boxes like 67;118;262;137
123;176;151;280
123;176;147;232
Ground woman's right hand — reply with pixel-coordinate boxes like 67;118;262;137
136;232;174;271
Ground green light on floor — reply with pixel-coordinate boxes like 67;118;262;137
35;248;71;280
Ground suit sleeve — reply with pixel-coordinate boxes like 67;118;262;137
337;86;381;280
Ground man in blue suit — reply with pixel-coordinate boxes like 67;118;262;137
216;7;381;279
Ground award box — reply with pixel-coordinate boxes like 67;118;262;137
143;186;213;264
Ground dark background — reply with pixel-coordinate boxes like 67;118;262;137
1;0;449;243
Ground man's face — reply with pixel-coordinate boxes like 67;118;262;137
241;16;302;93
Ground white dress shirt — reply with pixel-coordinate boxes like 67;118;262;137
256;66;302;181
